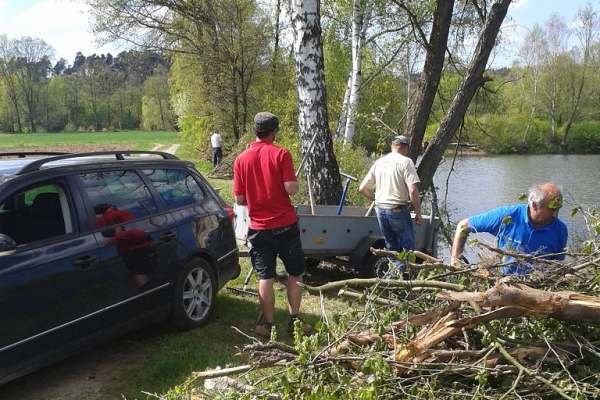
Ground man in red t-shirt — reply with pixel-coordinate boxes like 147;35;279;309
233;112;312;338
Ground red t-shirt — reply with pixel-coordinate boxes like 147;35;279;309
233;140;298;230
96;209;134;227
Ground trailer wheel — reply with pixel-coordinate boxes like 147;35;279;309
305;257;321;270
359;255;390;278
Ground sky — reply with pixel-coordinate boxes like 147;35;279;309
0;0;597;66
493;0;598;67
0;0;123;63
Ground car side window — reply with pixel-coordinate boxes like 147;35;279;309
0;182;71;245
77;170;158;222
143;168;206;209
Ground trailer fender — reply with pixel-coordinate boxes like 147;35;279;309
350;235;387;278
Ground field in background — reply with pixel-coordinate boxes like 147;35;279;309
0;131;181;150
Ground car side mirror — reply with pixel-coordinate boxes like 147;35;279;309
0;233;17;256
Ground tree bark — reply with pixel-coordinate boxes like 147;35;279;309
437;281;600;326
291;0;342;205
342;0;370;145
417;0;512;191
403;0;455;162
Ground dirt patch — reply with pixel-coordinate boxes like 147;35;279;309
0;332;150;400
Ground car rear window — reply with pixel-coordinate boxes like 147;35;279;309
77;170;158;220
143;168;207;210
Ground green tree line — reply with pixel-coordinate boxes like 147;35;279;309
0;35;175;134
2;1;600;158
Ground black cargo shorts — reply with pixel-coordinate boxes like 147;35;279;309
247;222;305;279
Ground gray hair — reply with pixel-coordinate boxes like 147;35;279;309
527;183;562;209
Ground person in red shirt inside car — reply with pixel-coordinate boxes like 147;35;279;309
233;112;313;338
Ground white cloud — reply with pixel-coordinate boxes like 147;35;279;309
1;0;120;63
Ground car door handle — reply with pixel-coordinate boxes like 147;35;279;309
159;232;176;243
72;254;98;269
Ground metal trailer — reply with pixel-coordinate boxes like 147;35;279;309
234;203;440;278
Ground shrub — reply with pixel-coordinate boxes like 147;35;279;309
567;122;600;153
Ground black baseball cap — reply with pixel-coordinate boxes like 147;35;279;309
392;135;410;146
254;112;279;132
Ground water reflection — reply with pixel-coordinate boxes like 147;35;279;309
430;154;599;260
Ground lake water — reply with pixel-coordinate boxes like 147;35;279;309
427;154;600;260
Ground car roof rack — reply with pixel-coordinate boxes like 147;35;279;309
15;150;180;175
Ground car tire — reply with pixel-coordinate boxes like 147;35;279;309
166;258;216;331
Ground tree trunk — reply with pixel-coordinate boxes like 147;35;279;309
272;0;282;80
437;282;600;326
334;74;351;141
562;4;596;147
522;78;538;149
342;0;369;145
417;0;512;192
550;95;557;143
403;0;455;162
291;0;342;205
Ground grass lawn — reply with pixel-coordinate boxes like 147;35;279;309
108;258;355;399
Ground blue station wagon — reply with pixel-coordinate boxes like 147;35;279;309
0;151;240;384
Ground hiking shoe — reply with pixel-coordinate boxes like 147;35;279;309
254;323;273;338
287;317;314;336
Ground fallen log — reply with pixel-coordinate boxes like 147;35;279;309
437;281;600;325
386;311;462;362
423;345;568;368
390;300;461;330
298;278;465;294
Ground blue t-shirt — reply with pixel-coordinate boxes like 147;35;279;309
468;204;568;275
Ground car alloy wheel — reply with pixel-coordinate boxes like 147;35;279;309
167;258;216;330
183;262;214;322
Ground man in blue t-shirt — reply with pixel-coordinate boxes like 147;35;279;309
450;182;568;275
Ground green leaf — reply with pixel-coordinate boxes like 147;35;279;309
547;197;563;210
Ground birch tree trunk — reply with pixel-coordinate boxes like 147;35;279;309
562;4;598;146
519;25;546;150
541;14;569;145
417;0;512;191
342;0;370;145
523;78;539;149
291;0;342;205
334;74;351;141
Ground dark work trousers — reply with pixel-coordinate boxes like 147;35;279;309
212;147;222;167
